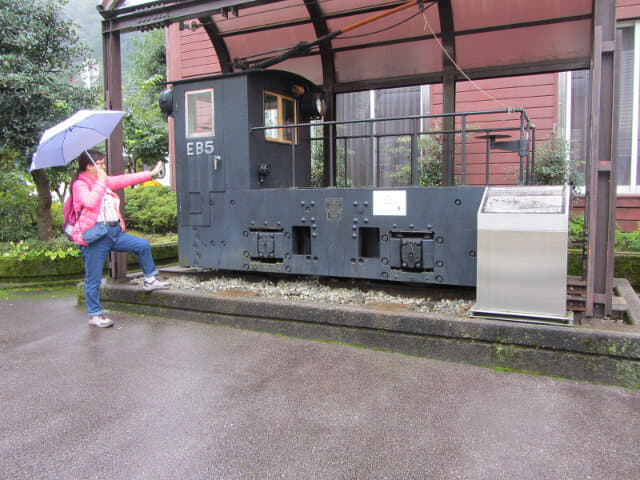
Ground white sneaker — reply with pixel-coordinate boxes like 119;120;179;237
88;314;113;328
143;278;168;292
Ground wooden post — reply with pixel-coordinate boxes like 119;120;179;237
438;0;456;186
584;0;617;317
102;25;127;280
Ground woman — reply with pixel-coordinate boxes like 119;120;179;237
71;150;168;328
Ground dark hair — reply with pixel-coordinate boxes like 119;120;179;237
69;149;105;201
77;149;105;172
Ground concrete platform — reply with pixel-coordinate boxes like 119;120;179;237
94;273;640;390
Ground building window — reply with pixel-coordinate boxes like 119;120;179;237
616;22;640;192
336;85;430;187
264;91;297;143
561;22;640;193
185;89;214;138
558;69;590;188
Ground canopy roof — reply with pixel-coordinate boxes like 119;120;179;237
100;0;594;91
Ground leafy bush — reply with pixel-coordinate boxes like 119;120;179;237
310;125;354;187
568;215;640;252
534;136;583;190
0;170;37;242
390;133;442;187
0;237;80;261
124;182;177;234
568;215;585;250
615;224;640;252
51;202;64;236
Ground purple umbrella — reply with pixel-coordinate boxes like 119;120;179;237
29;110;125;171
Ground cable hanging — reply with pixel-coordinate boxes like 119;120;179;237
422;10;517;112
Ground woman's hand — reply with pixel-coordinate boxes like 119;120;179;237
150;161;164;177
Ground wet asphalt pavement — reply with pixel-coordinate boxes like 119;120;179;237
1;291;639;480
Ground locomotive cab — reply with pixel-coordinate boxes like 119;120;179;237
166;70;318;193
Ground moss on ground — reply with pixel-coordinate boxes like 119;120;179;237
615;361;640;389
0;285;77;300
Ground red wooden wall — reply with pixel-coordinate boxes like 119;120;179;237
430;74;557;186
618;0;640;20
167;25;220;81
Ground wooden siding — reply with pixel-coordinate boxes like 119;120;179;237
572;195;640;232
167;23;221;81
618;0;640;20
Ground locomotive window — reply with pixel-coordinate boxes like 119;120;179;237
281;97;295;142
186;89;214;138
264;93;279;140
264;90;297;144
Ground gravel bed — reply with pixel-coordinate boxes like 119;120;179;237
131;274;474;316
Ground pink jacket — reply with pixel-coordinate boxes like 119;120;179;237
71;170;152;246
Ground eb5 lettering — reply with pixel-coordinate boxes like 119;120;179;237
187;140;214;156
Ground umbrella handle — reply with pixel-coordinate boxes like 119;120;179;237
85;150;97;166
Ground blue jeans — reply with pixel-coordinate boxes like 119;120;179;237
80;224;158;317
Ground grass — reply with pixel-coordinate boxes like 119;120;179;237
0;285;77;300
117;230;177;244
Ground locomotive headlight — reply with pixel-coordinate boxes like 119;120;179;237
158;88;174;116
301;91;325;120
314;95;325;117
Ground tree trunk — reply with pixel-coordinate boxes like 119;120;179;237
31;169;52;241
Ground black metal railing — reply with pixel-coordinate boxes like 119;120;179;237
251;108;534;188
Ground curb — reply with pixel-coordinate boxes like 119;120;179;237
97;281;640;389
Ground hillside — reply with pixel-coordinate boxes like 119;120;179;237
63;0;141;73
64;0;104;61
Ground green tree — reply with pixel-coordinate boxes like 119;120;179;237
0;0;98;240
123;30;168;171
0;153;37;242
533;136;584;190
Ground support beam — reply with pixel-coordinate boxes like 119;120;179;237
102;26;127;279
321;90;337;187
303;0;336;187
584;0;617;317
438;0;456;185
99;0;280;34
198;16;233;73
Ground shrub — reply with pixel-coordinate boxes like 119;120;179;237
533;136;583;191
568;215;585;250
0;171;37;242
124;183;177;234
0;237;80;261
568;215;640;253
615;223;640;252
310;125;355;187
51;202;64;237
390;133;443;187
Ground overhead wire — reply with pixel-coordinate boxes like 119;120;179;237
421;9;517;112
338;2;435;40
